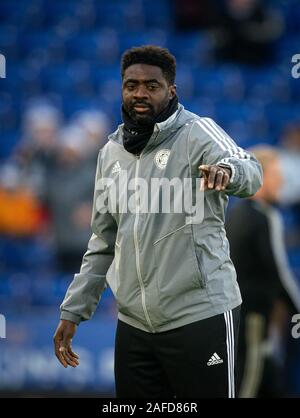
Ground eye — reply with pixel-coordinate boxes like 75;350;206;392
148;84;159;91
126;84;135;91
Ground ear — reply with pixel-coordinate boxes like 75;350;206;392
169;84;176;99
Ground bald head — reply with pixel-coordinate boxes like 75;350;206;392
248;145;283;203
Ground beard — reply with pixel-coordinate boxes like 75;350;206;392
125;102;156;125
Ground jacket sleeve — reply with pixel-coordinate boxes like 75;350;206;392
188;117;263;197
60;150;118;325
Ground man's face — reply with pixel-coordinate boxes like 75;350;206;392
122;64;176;125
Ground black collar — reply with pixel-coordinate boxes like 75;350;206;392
121;95;179;155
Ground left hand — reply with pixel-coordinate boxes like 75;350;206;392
53;320;79;368
198;165;231;191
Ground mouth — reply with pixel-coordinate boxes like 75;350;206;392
133;104;151;114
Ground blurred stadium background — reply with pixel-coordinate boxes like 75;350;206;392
0;0;300;397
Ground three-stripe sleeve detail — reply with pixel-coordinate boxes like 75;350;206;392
196;118;251;161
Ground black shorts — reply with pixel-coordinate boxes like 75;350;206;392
114;306;240;398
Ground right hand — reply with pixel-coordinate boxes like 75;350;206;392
53;319;80;368
198;164;231;191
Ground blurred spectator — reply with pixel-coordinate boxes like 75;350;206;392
6;105;109;274
0;162;53;274
46;121;103;273
213;0;284;65
14;103;62;203
74;109;110;151
278;122;300;274
279;123;300;206
0;163;45;237
226;146;300;397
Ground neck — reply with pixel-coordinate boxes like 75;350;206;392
122;95;178;155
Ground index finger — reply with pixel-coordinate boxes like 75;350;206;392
59;346;79;368
207;166;218;189
198;165;210;175
53;336;68;368
68;346;79;359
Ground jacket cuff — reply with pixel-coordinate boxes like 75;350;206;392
60;310;81;325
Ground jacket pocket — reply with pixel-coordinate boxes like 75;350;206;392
153;224;206;292
153;224;207;323
191;239;207;288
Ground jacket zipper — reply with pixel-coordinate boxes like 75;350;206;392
133;152;156;333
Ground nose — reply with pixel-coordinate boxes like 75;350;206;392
133;84;149;100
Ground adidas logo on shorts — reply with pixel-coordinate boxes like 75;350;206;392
207;352;224;366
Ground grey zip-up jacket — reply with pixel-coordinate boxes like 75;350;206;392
60;104;263;333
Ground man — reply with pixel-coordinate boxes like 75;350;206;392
53;46;262;398
226;146;300;397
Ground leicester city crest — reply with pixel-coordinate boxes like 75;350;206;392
154;149;170;169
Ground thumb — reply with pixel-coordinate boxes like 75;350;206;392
198;165;210;177
199;165;210;172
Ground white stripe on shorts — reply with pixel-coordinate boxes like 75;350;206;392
224;310;235;398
